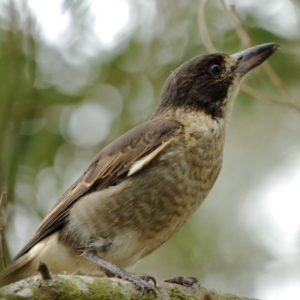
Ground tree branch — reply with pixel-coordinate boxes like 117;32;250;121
198;0;300;114
0;274;259;300
0;192;7;269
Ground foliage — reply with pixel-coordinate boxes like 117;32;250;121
0;0;299;298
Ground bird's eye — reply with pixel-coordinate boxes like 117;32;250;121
209;64;222;75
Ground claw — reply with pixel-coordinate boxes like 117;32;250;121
164;276;200;288
139;274;157;287
131;274;157;297
139;284;145;295
82;251;157;296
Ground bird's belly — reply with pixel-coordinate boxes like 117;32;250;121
65;135;223;268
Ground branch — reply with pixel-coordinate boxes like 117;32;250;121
219;1;289;89
198;0;300;114
0;274;259;300
0;192;7;269
197;0;217;53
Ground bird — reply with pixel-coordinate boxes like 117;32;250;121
0;43;279;294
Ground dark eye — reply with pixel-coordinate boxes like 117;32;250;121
209;64;222;75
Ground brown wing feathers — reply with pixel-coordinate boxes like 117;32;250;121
13;119;182;260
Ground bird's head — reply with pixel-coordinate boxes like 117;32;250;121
153;43;279;120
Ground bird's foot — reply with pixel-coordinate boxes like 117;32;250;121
113;271;157;296
164;276;200;288
82;251;156;296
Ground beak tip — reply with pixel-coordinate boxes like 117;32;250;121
270;42;280;51
232;42;280;76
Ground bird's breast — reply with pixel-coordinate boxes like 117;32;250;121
118;122;225;261
159;122;224;220
65;117;225;268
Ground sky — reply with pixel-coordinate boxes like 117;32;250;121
27;0;133;49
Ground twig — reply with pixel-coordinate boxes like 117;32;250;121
219;0;252;47
219;0;299;111
197;0;217;53
0;192;7;268
259;61;293;101
241;84;300;114
198;0;300;114
37;262;52;280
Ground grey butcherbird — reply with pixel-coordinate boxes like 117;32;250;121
0;43;279;295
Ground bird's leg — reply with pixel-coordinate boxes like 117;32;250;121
82;251;156;296
164;276;200;288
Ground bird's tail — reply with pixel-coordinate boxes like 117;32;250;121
0;253;34;287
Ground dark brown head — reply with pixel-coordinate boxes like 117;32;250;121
152;43;279;119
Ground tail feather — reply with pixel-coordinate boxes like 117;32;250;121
0;253;34;287
0;233;103;288
0;233;57;287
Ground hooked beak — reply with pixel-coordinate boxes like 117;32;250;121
232;43;280;76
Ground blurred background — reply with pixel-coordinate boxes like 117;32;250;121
0;0;299;299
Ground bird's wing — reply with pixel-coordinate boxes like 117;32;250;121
14;118;182;260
